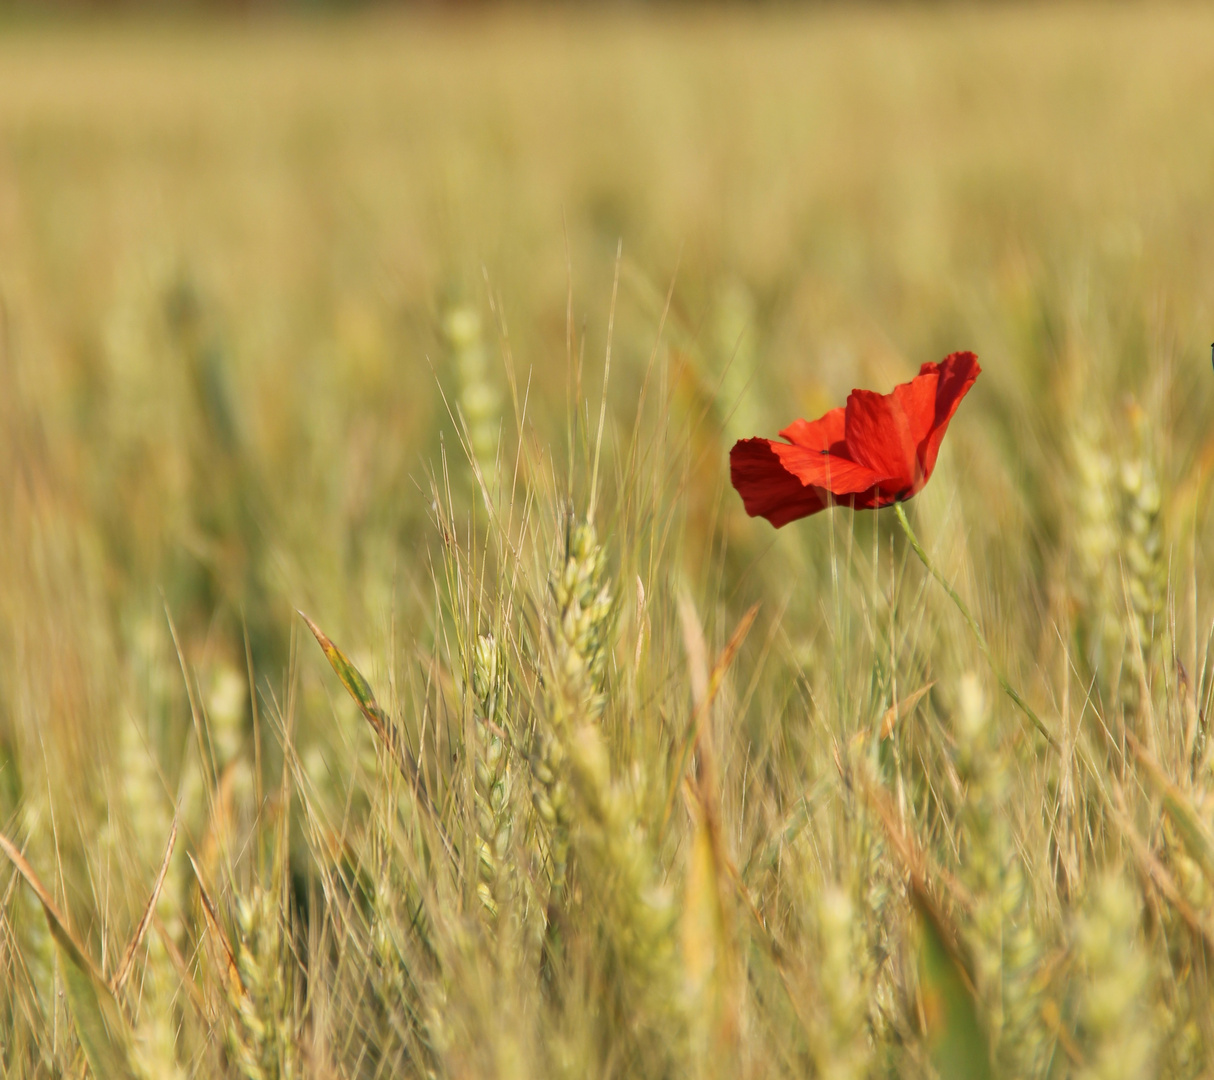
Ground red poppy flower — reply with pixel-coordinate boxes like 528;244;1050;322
730;351;981;527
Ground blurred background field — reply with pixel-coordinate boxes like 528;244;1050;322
5;3;1214;1076
6;1;1214;681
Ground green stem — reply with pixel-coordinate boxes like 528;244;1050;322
893;502;1058;751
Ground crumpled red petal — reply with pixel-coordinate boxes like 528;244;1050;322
729;438;832;528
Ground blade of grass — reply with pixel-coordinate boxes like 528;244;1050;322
0;829;141;1079
188;852;247;1004
300;611;456;866
894;503;1058;751
1126;730;1214;886
112;818;178;995
661;602;759;835
880;681;937;740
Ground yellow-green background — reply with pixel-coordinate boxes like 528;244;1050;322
3;0;1214;797
3;6;1214;1075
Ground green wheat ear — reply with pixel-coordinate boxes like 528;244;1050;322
472;631;515;921
1073;875;1155;1078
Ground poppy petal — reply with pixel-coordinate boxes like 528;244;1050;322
729;438;830;527
771;442;884;495
778;406;846;451
918;351;981;480
891;368;941;461
843;388;918;487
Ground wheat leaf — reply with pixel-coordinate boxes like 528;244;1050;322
299;611;406;767
914;884;992;1080
57;942;142;1080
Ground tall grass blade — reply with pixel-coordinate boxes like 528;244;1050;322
1127;732;1214;886
0;830;142;1079
112;818;178;995
299;611;428;796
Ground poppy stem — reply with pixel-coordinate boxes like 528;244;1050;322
893;502;1058;751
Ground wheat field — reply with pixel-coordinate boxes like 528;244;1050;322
3;4;1214;1077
